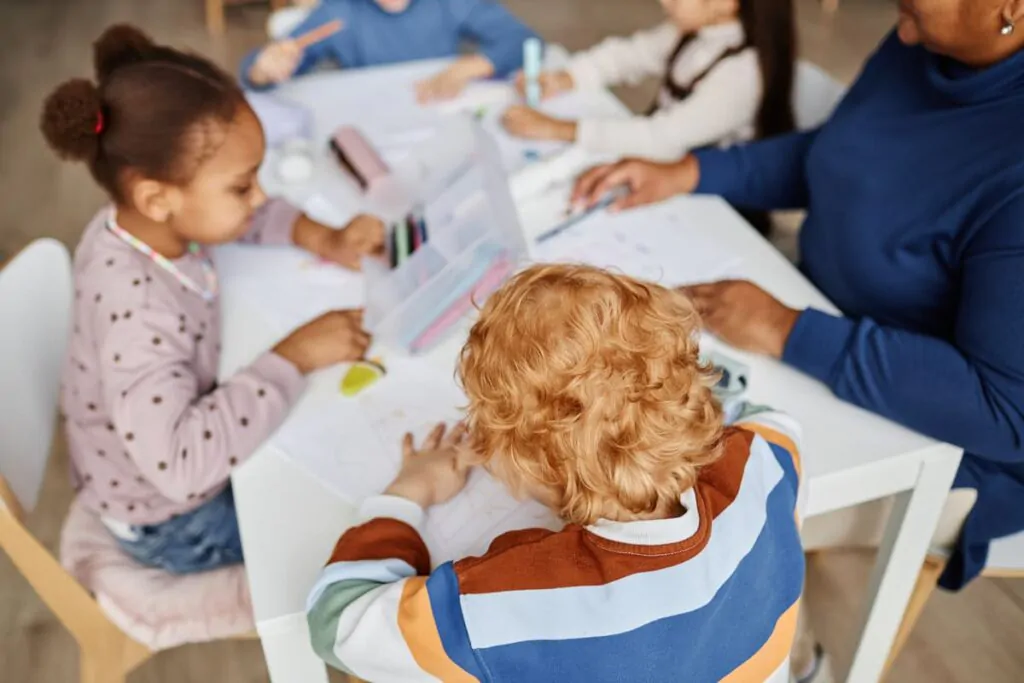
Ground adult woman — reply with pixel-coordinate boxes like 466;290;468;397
572;0;1024;596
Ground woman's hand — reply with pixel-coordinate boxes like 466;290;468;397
513;69;575;100
501;105;577;142
679;280;801;359
571;155;700;212
415;54;495;103
293;214;386;270
248;40;303;86
272;309;371;374
385;423;475;508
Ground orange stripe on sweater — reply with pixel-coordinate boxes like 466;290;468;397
739;423;801;479
720;599;800;683
397;577;477;682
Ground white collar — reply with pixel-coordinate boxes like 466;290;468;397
697;20;745;45
586;488;701;546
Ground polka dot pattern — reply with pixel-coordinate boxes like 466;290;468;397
65;200;302;522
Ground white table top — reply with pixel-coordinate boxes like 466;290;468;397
224;61;957;626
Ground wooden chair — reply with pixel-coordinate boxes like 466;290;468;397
206;0;291;36
886;530;1024;673
0;240;256;683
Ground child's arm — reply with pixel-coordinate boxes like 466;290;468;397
306;425;482;680
574;50;761;160
239;3;348;90
449;0;539;78
566;22;680;90
238;198;386;270
96;306;307;503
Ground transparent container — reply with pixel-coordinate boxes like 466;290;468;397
362;119;528;354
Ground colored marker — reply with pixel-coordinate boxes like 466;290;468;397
294;19;344;50
523;37;543;107
537;185;630;244
394;217;410;265
388;224;399;269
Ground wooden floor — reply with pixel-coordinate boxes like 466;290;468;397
2;1;1023;681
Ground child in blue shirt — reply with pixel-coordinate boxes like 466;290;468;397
240;0;538;102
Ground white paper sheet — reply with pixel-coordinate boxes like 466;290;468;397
270;357;559;563
214;242;365;337
529;201;744;286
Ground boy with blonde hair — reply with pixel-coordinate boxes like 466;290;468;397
306;264;805;682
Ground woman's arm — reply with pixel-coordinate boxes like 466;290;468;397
575;50;760;161
783;198;1024;460
693;130;819;211
566;22;680;90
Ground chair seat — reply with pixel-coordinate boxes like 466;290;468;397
59;497;255;651
986;530;1024;574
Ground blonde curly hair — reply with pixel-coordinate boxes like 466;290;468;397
458;264;724;526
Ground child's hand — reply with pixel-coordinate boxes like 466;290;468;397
513;69;575;100
293;214;386;271
321;215;387;270
249;40;303;86
273;309;370;374
415;55;495;103
384;423;474;508
501;105;577;142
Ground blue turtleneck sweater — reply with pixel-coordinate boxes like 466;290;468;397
694;31;1024;588
240;0;537;89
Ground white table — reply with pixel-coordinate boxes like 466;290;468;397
223;61;962;683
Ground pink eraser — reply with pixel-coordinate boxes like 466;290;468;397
329;126;390;190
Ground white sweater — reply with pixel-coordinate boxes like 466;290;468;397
567;21;760;161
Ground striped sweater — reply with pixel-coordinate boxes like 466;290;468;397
306;410;804;682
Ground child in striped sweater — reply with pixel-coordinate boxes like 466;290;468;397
306;264;805;682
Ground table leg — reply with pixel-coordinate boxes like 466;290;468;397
843;448;962;682
258;612;330;683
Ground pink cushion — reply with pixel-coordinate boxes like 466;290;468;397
59;497;254;651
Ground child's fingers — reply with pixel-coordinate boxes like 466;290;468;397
401;433;415;463
445;421;468;446
424;422;446;450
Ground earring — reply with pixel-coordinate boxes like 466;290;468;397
1002;19;1015;35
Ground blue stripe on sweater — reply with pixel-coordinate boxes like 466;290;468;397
471;478;803;682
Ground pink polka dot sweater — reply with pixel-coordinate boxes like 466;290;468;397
61;199;308;524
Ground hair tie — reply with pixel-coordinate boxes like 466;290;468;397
94;110;105;135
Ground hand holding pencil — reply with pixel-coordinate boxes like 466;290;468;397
248;19;343;87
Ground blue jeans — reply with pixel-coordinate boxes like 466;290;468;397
114;485;244;574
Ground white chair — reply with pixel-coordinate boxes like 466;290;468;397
793;60;846;132
0;240;256;683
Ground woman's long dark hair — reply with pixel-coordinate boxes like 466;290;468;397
740;0;797;138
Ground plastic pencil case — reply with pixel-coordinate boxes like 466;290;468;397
329;126;390;190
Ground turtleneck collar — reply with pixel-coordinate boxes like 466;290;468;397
925;42;1024;104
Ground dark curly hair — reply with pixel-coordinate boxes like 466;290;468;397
40;24;245;203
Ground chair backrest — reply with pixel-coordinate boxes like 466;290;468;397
0;239;72;514
793;60;847;131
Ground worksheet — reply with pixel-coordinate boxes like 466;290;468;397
529;201;745;287
270;356;560;564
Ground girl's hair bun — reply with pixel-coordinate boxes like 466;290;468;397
39;78;103;162
94;24;155;80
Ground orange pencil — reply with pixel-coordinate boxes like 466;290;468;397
294;19;344;49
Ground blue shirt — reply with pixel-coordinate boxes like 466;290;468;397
240;0;537;88
694;31;1024;588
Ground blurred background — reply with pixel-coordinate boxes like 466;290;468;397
1;1;1022;681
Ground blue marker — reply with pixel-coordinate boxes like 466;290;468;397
523;37;543;107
